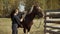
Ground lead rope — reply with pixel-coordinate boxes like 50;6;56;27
20;11;27;22
33;19;42;29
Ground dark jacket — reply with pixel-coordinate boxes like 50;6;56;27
11;12;24;26
11;15;21;25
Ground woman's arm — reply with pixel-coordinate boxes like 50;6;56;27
14;15;22;25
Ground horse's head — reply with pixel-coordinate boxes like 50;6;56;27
32;5;44;18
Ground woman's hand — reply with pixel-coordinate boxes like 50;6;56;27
20;18;23;22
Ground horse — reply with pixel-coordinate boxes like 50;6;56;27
18;5;44;34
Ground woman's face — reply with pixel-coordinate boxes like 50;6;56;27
15;9;19;14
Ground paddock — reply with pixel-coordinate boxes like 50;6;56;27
0;18;44;34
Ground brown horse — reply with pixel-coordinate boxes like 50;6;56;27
19;5;44;34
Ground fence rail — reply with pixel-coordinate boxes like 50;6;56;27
44;10;60;34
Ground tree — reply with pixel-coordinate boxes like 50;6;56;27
0;0;60;17
0;0;21;17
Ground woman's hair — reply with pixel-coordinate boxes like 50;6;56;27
10;9;16;17
10;8;19;17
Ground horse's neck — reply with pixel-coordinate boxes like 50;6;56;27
26;12;35;20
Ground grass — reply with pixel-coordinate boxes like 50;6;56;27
0;18;44;34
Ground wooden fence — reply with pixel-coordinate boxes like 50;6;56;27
44;10;60;34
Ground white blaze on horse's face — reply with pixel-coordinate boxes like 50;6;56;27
28;32;30;34
39;7;41;9
24;33;26;34
37;6;41;10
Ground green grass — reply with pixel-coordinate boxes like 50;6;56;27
0;18;44;34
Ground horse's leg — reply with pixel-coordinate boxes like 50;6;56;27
23;28;26;34
27;27;31;34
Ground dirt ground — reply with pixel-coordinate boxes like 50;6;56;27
0;18;44;34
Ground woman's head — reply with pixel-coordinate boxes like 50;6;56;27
10;8;19;17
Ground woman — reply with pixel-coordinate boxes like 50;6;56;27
10;8;23;34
